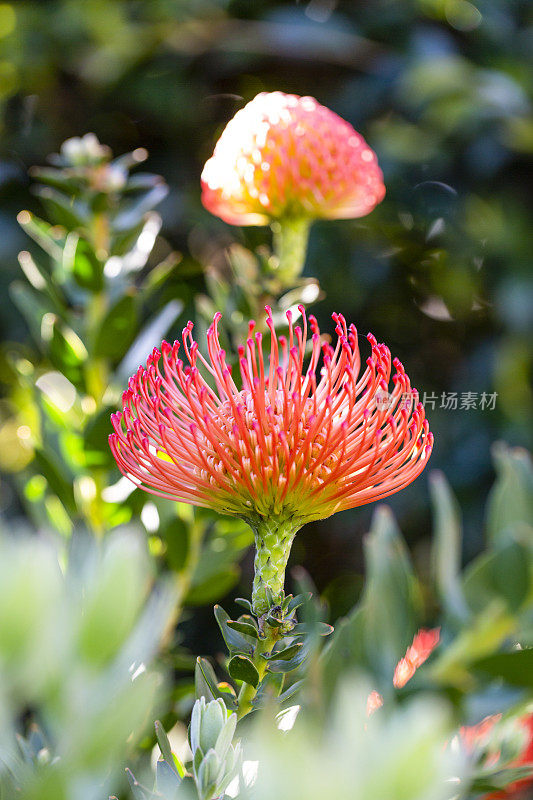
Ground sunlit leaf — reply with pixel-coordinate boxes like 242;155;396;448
228;655;259;688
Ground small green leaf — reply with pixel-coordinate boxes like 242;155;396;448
194;658;237;711
227;620;259;640
18;250;66;309
195;657;219;702
214;605;255;653
118;299;183;380
216;681;237;703
228;655;259;688
263;642;303;661
17;211;65;260
112;183;168;231
111;218;146;256
266;615;284;628
48;319;88;378
286;593;312;613
33;448;76;513
93;294;137;361
10;282;56;344
35;186;89;230
277;679;305;705
252;672;284;707
155;720;179;776
71;236;104;291
141;252;180;297
122;173;163;193
29;165;84;194
235;597;253;613
267;647;307;673
290;622;333;637
264;586;275;608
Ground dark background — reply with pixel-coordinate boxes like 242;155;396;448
0;0;532;622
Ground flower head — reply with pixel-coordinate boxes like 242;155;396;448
201;92;385;225
486;713;533;799
109;306;432;527
459;713;533;799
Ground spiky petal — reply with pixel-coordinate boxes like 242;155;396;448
201;92;385;225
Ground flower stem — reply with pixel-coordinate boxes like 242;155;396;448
271;217;311;284
247;516;301;616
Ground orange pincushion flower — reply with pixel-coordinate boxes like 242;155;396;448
487;714;533;799
460;715;502;759
109;306;432;524
201;92;385;225
460;713;533;799
393;627;441;688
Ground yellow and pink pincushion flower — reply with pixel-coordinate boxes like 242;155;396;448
201;92;385;226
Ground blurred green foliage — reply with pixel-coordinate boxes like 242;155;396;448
0;525;176;800
322;444;533;692
252;685;464;800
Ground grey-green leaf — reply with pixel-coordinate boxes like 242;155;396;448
487;443;533;546
214;605;255;653
429;471;470;622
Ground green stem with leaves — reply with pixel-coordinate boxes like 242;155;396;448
246;516;301;616
236;633;274;720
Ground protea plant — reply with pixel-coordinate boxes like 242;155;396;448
110;306;432;616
